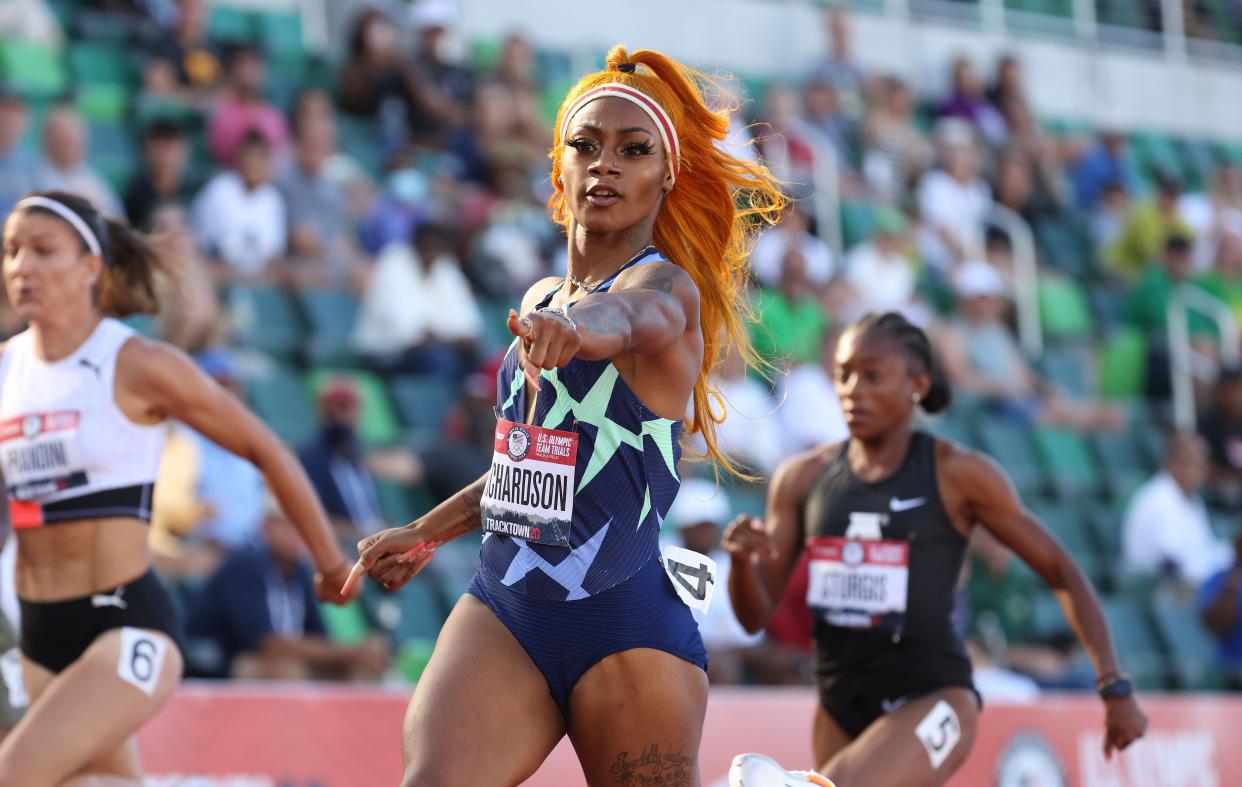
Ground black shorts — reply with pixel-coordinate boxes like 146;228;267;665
20;570;183;674
817;655;979;738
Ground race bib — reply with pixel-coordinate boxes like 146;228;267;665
0;411;89;516
480;418;577;547
660;544;717;613
806;536;909;631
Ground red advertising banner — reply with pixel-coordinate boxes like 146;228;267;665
137;684;1242;786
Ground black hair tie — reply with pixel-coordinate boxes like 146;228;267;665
616;63;636;73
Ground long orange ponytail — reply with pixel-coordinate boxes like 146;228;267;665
549;45;786;477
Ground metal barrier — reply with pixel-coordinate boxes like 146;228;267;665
985;204;1043;358
1168;283;1240;432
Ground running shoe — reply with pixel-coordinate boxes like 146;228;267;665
728;753;835;787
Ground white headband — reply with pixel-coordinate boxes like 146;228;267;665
560;83;681;181
15;196;103;258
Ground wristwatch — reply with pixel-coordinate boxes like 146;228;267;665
1096;672;1134;700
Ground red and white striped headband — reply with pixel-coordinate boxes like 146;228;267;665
560;83;681;181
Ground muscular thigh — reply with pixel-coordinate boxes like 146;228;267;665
401;595;564;787
824;687;978;787
0;628;181;787
567;648;708;787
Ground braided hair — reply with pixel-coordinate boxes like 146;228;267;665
850;312;952;414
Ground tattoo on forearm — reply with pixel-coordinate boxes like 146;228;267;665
635;264;682;295
608;744;695;786
459;478;484;527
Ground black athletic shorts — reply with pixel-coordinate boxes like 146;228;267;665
816;654;979;738
20;570;183;674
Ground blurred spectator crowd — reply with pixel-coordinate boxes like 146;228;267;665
0;0;1241;696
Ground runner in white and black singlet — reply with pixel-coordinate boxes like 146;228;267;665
0;191;355;785
725;311;1147;787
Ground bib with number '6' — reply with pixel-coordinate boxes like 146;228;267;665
806;536;909;632
480;417;577;548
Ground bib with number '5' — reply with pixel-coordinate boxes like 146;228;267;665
480;417;577;548
806;536;909;633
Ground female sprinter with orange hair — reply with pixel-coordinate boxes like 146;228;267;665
350;46;784;784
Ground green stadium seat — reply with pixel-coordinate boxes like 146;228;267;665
374;478;417;526
1087;285;1126;331
71;9;133;43
470;37;503;72
1037;276;1093;340
1028;496;1105;584
207;6;256;44
391;575;449;643
319;601;371;645
1035;217;1094;278
76;84;130;124
296;288;359;366
0;39;68;98
86;121;136;192
1129;131;1185;183
1101;595;1168;689
67;41;133;86
429;532;481;601
1033;427;1100;498
1026;590;1072;642
1082;496;1125;559
245;364;316;448
1036;344;1092;398
1091;429;1150;501
1098;328;1147;399
390;375;455;437
840;200;876;250
306;369;402;446
1131;417;1167;470
336;115;385;178
226;284;302;358
1180;138;1221;190
478;298;518;354
257;11;304;59
976;416;1044;495
1150;592;1226;690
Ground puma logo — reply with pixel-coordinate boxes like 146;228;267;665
889;496;927;513
78;358;102;380
91;587;127;610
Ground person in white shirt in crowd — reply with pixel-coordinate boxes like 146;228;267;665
667;479;762;685
1179;164;1242;273
688;345;784;478
750;204;834;292
1122;433;1234;589
34;104;123;218
779;329;850;454
354;220;482;378
192;128;287;281
838;207;928;325
917;117;991;271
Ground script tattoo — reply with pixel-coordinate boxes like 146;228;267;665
460;476;485;525
608;744;695;786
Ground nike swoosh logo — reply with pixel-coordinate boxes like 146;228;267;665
889;496;926;512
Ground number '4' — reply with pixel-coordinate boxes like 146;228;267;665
668;560;713;601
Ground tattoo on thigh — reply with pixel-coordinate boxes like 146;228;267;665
608;744;695;786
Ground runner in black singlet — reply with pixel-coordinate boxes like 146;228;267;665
725;312;1146;787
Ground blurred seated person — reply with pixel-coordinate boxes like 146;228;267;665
1106;169;1192;281
1199;365;1242;507
150;203;225;353
837;207;927;324
1196;232;1242;324
1200;528;1242;689
669;480;805;685
916;118;990;271
142;0;224;94
150;349;265;580
0;89;37;216
124;119;194;230
937;57;1007;148
749;204;834;292
353;221;482;378
1123;433;1234;590
35;103;122;217
297;376;422;541
937;261;1124;430
417;367;497;501
192;129;287;281
778;329;849;455
185;501;390;681
750;246;830;371
686;345;784;478
207;44;289;168
278;89;369;291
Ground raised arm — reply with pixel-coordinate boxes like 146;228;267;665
506;261;700;383
723;449;824;634
944;446;1147;757
118;339;354;603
